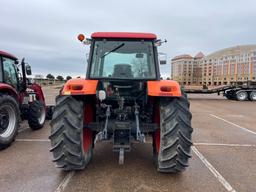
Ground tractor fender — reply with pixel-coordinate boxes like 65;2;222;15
28;83;45;103
147;80;182;97
0;83;19;99
61;79;98;95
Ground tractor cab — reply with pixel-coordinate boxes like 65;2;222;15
0;51;32;92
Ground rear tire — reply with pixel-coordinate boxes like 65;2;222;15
28;100;46;130
249;91;256;101
50;96;92;170
155;94;193;173
0;95;19;150
236;91;248;101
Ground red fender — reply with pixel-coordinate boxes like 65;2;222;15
0;83;19;100
83;103;94;153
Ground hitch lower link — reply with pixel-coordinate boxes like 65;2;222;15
96;105;111;141
96;104;145;165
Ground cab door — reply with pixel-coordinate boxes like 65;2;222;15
2;57;19;89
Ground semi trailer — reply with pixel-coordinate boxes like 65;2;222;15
185;81;256;101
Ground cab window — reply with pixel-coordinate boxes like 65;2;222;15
90;40;156;79
3;57;18;88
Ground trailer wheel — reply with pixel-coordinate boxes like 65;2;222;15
154;94;193;173
236;91;248;101
249;91;256;101
0;95;19;150
50;96;93;170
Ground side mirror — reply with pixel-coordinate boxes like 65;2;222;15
158;52;167;65
26;65;32;75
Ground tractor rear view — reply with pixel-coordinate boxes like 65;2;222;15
0;51;47;149
50;32;193;173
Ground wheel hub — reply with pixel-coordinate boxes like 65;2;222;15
237;92;247;100
0;110;10;134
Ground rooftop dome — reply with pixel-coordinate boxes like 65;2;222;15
172;54;193;61
206;44;256;58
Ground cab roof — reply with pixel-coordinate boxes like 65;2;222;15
0;51;17;60
91;32;157;39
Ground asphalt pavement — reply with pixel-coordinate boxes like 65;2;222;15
0;88;255;192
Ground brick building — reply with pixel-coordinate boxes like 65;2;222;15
171;52;204;85
171;45;256;86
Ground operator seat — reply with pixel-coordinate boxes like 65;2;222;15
112;64;133;78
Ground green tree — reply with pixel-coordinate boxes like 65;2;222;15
46;74;54;79
66;76;72;81
56;75;64;81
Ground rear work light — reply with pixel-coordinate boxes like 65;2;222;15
77;34;91;45
160;86;172;92
68;84;83;91
77;34;85;42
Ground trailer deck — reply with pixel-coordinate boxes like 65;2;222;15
184;81;256;101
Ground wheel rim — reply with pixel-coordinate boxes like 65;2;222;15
83;103;93;153
237;92;247;100
250;92;256;101
154;129;160;154
0;104;16;138
38;105;46;125
83;128;92;153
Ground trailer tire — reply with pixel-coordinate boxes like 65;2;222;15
0;95;19;150
50;96;92;170
154;94;193;173
249;91;256;101
236;91;248;101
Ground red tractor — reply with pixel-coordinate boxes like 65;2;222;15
50;32;193;173
0;51;47;149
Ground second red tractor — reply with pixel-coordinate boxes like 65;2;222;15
0;51;47;149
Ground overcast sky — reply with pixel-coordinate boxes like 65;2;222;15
1;0;256;78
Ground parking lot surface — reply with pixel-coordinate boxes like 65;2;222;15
0;88;255;192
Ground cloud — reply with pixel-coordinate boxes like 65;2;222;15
1;0;256;78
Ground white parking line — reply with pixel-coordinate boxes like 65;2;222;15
192;146;237;192
54;171;75;192
16;139;50;142
194;143;256;147
210;114;256;136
